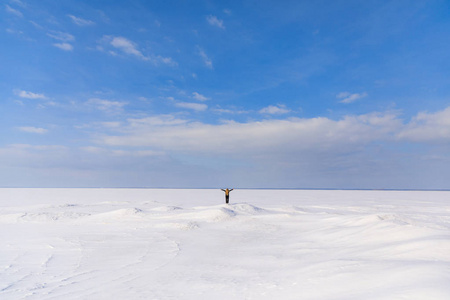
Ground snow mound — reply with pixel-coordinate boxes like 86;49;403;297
228;203;268;215
89;208;145;222
178;204;268;223
182;206;237;222
151;206;183;212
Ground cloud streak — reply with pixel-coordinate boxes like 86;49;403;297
17;127;48;134
198;47;213;69
259;105;291;114
192;92;210;101
100;36;176;66
47;31;75;42
175;102;208;111
5;4;23;17
107;36;146;59
68;15;95;26
53;43;73;51
206;15;225;29
86;98;127;114
337;92;368;104
14;90;47;99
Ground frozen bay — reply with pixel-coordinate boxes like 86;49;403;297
1;188;449;299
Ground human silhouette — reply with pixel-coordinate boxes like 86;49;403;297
221;188;233;204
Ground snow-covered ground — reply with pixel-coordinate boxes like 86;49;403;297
1;188;449;299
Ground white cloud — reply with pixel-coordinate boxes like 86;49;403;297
80;146;105;154
192;92;210;101
206;15;225;29
198;47;213;69
100;36;176;66
6;28;23;35
5;4;22;17
156;55;178;66
47;31;75;42
211;106;249;114
29;20;43;30
398;107;450;142
109;36;145;58
9;144;66;151
97;111;401;156
337;92;368;104
53;43;73;51
101;122;122;128
128;115;188;128
17;127;48;134
175;102;208;111
259;105;291;114
87;98;127;113
68;15;95;26
80;146;164;157
223;9;232;15
14;90;47;99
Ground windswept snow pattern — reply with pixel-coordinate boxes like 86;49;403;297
1;189;450;299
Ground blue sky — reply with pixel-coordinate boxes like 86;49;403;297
1;0;450;188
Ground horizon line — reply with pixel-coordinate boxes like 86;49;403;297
1;187;450;192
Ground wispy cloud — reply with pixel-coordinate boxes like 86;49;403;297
80;146;164;157
68;15;95;26
211;107;248;114
53;43;73;51
198;47;213;69
6;28;23;35
17;127;48;134
100;36;176;66
47;31;75;42
5;4;23;17
337;92;368;104
175;102;208;111
7;144;65;151
14;89;47;99
206;15;225;29
108;36;147;59
259;105;291;114
156;55;178;66
86;98;127;114
192;92;210;101
29;20;43;30
128;115;188;128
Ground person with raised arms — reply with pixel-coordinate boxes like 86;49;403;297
221;188;233;204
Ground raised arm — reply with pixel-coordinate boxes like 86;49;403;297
230;189;234;192
221;189;225;192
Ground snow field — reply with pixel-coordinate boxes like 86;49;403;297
0;189;450;299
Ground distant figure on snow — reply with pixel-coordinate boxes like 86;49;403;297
221;188;233;204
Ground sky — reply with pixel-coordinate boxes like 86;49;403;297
1;0;450;189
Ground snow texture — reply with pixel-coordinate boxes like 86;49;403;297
1;188;449;299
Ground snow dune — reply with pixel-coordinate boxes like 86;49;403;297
1;188;449;299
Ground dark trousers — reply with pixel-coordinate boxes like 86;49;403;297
225;195;229;204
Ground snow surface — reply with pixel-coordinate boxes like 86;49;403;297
1;188;450;299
